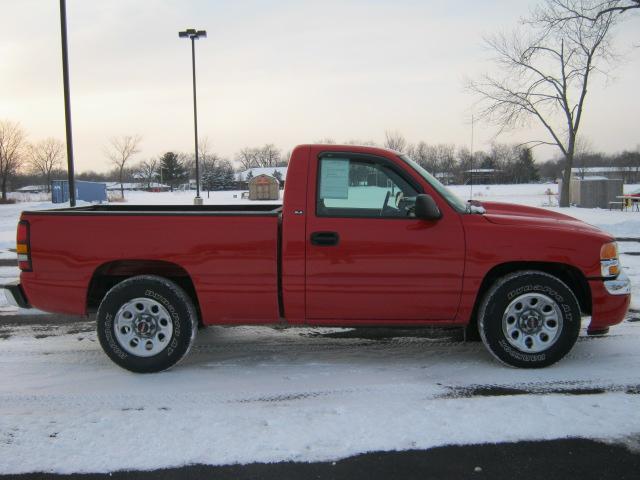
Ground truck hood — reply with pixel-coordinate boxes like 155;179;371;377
480;201;609;237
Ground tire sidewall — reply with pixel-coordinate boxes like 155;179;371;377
478;272;581;368
97;275;196;373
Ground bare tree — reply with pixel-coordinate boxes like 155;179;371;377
236;147;259;170
280;151;292;166
539;0;639;22
28;138;64;192
384;131;407;152
343;139;377;146
435;144;457;177
200;152;222;176
0;120;27;201
105;135;141;199
258;144;281;167
136;159;158;190
468;0;619;206
195;136;217;180
235;144;282;170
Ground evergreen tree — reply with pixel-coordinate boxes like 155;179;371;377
159;152;188;191
211;167;225;191
515;148;539;183
272;169;283;183
201;169;215;196
223;167;236;190
200;160;236;193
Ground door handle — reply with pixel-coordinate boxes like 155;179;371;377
310;231;340;246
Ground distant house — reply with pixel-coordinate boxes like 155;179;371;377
140;182;171;192
434;172;455;185
571;166;640;184
105;182;170;192
16;185;47;194
106;182;140;192
463;168;503;184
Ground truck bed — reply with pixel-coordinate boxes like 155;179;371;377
20;206;282;324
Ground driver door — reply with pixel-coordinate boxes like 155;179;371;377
305;152;465;322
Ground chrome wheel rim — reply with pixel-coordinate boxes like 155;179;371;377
502;293;563;353
114;297;173;357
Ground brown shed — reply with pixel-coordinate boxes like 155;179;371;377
248;174;280;200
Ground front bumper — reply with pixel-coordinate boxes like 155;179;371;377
604;270;632;295
2;281;31;309
588;272;631;333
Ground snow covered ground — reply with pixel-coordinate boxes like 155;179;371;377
0;184;638;474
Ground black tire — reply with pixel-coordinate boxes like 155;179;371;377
97;275;198;373
478;271;581;368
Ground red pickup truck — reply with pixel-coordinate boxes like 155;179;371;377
6;145;631;372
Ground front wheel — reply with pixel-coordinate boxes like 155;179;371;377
478;271;581;368
97;275;198;373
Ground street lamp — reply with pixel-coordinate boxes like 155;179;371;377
59;0;76;207
178;28;207;205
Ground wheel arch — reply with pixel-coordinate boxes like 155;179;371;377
86;260;201;322
468;261;591;328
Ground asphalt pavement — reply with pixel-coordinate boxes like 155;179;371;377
2;438;639;480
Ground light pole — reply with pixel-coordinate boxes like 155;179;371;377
59;0;76;207
178;28;206;205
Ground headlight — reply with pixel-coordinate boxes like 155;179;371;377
600;242;620;278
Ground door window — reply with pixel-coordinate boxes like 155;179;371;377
316;157;420;218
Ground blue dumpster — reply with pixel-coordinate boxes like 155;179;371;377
51;180;107;204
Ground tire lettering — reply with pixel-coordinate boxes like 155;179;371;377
145;289;182;337
104;312;127;359
508;284;563;304
499;340;546;362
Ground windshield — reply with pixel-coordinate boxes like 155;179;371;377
399;154;468;213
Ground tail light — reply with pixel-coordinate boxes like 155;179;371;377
17;220;32;271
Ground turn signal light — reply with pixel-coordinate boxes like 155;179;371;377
17;220;32;271
600;242;619;278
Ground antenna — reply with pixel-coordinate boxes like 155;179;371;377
469;114;474;201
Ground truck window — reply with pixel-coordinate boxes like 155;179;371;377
316;157;420;218
399;154;468;213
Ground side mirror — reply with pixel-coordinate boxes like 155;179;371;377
414;194;442;220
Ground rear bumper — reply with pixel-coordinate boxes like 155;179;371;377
588;272;631;333
2;281;31;309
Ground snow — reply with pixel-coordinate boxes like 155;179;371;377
0;184;638;474
0;321;639;474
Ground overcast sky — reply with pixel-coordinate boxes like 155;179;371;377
1;0;638;172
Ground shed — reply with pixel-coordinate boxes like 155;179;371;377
248;174;280;200
568;177;623;209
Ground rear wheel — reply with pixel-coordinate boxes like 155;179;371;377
478;271;581;368
97;275;197;373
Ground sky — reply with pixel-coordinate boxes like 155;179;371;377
1;0;639;172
